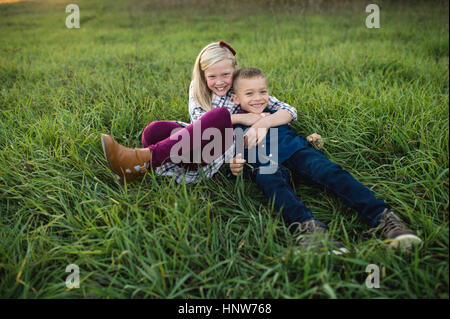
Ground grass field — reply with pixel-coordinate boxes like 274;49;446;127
0;0;448;299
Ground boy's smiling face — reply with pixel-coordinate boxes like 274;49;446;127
232;76;269;114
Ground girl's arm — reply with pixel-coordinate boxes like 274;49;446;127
253;109;293;129
189;84;272;126
265;95;298;123
243;110;293;148
188;82;207;122
231;113;270;126
243;96;296;148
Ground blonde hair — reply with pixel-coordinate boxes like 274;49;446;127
192;42;237;111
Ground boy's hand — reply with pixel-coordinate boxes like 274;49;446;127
307;133;324;149
230;153;246;176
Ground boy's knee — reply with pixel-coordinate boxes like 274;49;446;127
303;149;343;173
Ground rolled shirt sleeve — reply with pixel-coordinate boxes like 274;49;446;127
267;95;297;122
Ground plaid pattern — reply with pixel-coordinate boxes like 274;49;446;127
189;83;298;122
154;82;298;184
154;139;235;184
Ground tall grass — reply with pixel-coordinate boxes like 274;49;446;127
0;0;448;298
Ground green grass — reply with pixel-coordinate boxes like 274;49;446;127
0;0;448;298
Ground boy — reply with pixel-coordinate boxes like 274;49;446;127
229;67;421;253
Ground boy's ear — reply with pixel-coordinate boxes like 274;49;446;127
231;93;240;105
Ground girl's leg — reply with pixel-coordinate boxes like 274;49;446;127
101;107;233;182
284;147;388;227
147;107;233;169
142;121;184;148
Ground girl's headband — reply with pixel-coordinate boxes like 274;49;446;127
219;41;236;56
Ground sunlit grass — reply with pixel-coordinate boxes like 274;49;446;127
0;0;448;298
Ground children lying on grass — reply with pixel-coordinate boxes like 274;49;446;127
101;41;294;185
228;67;422;254
101;42;422;254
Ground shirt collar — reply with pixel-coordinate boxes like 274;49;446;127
212;89;234;102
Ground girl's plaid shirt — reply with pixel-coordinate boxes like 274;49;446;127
154;82;298;184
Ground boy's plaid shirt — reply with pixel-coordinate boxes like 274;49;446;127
154;82;298;184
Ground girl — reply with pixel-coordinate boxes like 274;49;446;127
188;42;298;152
101;41;297;183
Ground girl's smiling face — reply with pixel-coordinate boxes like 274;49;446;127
204;59;235;96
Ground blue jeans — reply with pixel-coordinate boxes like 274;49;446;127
253;143;388;230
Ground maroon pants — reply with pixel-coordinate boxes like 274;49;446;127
142;108;233;169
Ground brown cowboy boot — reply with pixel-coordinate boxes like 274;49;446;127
101;134;151;182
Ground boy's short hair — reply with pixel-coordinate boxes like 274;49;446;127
233;67;266;91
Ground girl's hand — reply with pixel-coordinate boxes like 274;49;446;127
244;125;268;149
230;153;246;176
307;133;324;149
244;113;271;126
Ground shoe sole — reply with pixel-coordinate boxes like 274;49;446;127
330;247;350;256
101;134;123;181
388;234;422;251
286;246;350;259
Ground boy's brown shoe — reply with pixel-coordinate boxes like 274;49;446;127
101;134;151;182
365;209;422;251
291;219;349;256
